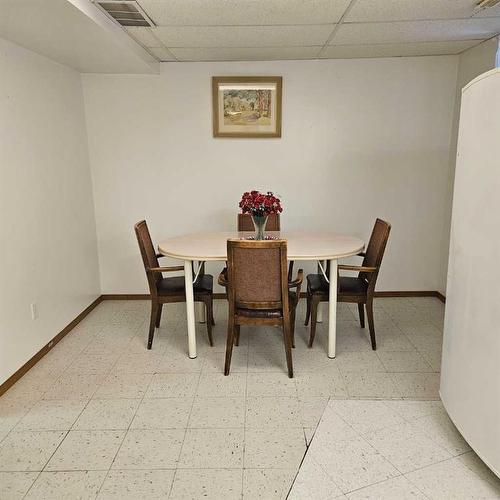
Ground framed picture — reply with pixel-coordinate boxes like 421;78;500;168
212;76;282;138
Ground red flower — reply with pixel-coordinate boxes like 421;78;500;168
239;190;283;216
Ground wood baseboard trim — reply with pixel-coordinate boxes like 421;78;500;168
101;294;150;300
0;296;103;397
374;290;446;303
101;291;447;302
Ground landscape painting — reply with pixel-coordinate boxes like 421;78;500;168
212;77;282;138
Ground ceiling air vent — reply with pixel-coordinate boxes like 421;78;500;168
94;1;155;27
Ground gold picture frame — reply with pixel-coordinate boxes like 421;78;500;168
212;76;282;138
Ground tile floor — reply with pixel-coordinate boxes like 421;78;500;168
290;399;500;499
0;297;497;499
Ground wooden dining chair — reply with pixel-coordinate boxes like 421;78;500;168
237;213;280;231
219;239;303;378
237;213;295;279
134;220;215;350
304;219;391;350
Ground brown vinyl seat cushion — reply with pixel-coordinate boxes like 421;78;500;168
157;274;213;295
307;274;368;296
236;291;297;318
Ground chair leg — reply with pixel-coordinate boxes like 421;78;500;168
211;298;215;326
155;304;163;328
283;317;294;378
234;325;240;346
357;303;365;329
290;309;296;348
204;298;214;347
366;300;377;350
304;294;311;326
224;317;236;376
148;301;158;350
308;296;320;348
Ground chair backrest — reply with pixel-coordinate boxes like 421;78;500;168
361;218;391;287
237;213;281;231
226;239;289;311
134;220;161;294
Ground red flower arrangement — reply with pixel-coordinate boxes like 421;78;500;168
239;190;283;217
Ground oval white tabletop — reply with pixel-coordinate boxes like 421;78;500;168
158;231;365;360
158;231;364;261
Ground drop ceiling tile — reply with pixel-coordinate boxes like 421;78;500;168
125;27;162;47
154;25;333;48
139;0;350;26
147;46;176;61
321;40;483;59
346;0;500;23
169;46;322;61
331;18;500;45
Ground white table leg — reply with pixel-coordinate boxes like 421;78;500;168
328;259;338;358
317;261;325;322
317;305;323;323
197;303;206;323
193;261;206;323
184;260;197;358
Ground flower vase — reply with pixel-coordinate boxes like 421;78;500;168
252;215;268;240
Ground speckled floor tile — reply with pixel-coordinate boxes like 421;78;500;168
42;373;104;401
196;372;247;398
410;411;471;455
0;472;38;499
113;352;163;374
294;370;346;398
346;475;427;499
112;429;184;469
243;468;296;500
310;434;399;493
204;349;248;373
298;397;329;428
288;455;344;499
377;351;433;373
92;372;153;400
145;373;199;398
336;352;386;373
246;372;296;398
64;353;119;375
45;430;124;471
72;399;140;430
328;400;405;435
130;398;192;429
15;400;85;431
169;469;243;500
179;428;244;468
245;397;302;428
0;399;32;433
405;458;500;499
189;397;245;428
97;469;175;499
244;427;306;469
382;400;445;421
25;471;106;499
156;352;205;373
391;373;440;399
0;431;66;471
363;422;452;473
342;372;402;399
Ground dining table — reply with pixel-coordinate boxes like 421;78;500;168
158;231;364;359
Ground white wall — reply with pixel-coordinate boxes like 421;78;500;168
0;37;100;384
437;38;498;294
83;57;458;294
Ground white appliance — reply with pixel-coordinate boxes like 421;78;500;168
441;68;500;477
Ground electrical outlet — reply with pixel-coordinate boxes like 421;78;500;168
30;303;38;320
